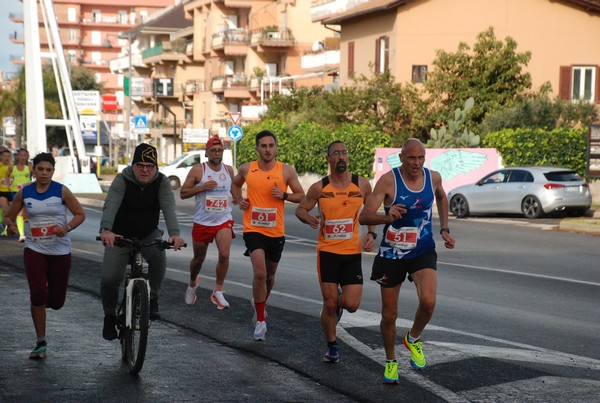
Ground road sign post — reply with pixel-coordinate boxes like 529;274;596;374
227;125;243;172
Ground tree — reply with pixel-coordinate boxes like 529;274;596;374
425;27;532;131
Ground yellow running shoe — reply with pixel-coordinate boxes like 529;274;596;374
403;332;427;370
383;360;399;384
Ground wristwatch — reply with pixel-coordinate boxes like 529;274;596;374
283;192;288;200
367;231;377;240
439;228;450;235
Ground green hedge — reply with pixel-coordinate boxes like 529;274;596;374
483;128;588;177
234;119;390;179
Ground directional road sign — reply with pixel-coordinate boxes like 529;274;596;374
227;125;243;141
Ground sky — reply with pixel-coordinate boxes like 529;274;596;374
1;0;24;78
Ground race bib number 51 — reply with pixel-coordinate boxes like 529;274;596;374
385;226;418;249
324;218;353;240
251;207;277;227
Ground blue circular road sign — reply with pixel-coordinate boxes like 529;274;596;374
227;125;243;141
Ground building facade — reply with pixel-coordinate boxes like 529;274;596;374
316;0;600;104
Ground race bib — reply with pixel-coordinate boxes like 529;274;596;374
30;221;59;243
385;226;418;249
250;207;277;227
205;195;228;212
324;218;353;240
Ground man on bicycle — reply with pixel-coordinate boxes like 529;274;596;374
99;143;185;341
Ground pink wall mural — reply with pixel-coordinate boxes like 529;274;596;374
374;148;502;194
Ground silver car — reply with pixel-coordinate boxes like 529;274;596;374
448;167;592;218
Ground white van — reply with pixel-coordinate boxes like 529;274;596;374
159;150;233;189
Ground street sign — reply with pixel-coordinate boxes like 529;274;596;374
134;116;150;134
229;112;241;125
227;125;243;141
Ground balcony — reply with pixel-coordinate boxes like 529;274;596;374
9;12;23;22
250;28;294;51
8;32;23;44
10;54;24;65
211;29;250;56
211;75;251;100
183;80;206;98
142;40;191;66
301;49;340;73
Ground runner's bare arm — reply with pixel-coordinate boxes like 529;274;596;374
295;181;321;229
180;164;204;200
281;164;305;203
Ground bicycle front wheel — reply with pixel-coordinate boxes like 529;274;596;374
124;280;149;374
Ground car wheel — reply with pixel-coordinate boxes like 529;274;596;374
169;176;180;190
450;194;470;218
521;195;543;218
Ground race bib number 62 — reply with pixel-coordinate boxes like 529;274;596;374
324;218;353;240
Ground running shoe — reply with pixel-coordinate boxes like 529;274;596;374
336;286;343;323
30;341;47;360
322;343;340;363
403;332;427;370
251;298;267;323
253;321;267;341
383;360;399;384
103;314;118;341
185;276;199;305
18;236;25;243
210;290;230;310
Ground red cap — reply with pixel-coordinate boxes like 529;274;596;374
205;137;223;150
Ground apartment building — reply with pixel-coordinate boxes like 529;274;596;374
10;0;175;130
181;0;336;139
313;0;600;104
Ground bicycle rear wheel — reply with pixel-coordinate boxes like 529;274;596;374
124;280;149;374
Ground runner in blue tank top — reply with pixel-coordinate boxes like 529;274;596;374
359;138;456;384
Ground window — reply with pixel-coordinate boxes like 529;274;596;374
412;65;427;83
67;50;76;64
92;9;101;23
375;36;389;74
68;29;77;43
91;31;101;46
348;41;354;77
572;66;595;102
118;10;127;24
140;10;148;23
508;170;533;183
91;51;102;64
67;7;77;22
559;65;600;104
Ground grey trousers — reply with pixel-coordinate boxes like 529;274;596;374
100;229;166;315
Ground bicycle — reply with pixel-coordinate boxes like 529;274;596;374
97;236;184;374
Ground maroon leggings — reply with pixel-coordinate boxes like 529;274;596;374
24;248;72;309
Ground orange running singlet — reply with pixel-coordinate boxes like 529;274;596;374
317;174;364;254
243;160;286;237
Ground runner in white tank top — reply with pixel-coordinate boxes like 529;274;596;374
180;137;238;309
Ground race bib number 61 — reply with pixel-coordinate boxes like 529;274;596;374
251;207;277;227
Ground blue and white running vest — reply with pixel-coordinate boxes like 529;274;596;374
193;162;233;226
22;181;71;255
378;167;435;260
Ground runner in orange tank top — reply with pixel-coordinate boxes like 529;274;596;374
231;130;305;341
295;140;376;363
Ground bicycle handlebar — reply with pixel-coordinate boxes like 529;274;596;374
96;236;187;250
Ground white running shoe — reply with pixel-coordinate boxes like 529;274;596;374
253;321;267;341
210;291;230;309
250;298;267;323
185;276;199;305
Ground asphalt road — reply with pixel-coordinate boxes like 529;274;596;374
1;195;599;402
